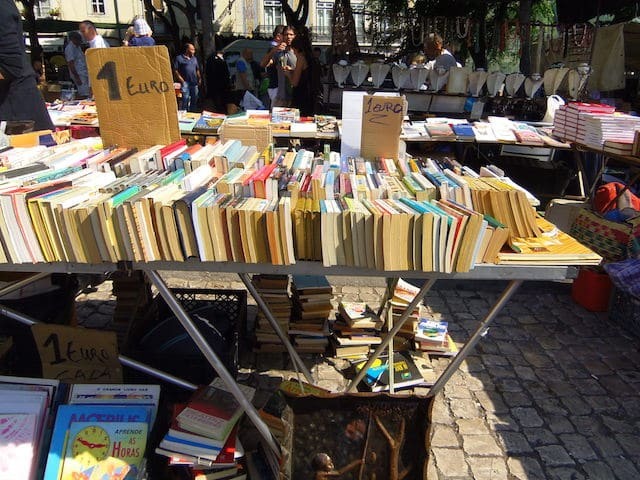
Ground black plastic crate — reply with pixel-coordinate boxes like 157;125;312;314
125;288;246;386
610;289;640;338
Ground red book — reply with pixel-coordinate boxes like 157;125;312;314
155;139;187;169
253;163;279;198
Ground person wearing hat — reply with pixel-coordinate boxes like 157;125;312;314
128;18;155;46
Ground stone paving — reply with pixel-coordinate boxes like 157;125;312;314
76;273;640;480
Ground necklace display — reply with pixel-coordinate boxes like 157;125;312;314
486;71;506;97
524;73;544;98
468;69;488;97
456;18;469;39
505;72;526;97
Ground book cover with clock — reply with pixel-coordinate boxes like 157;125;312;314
44;405;151;480
59;421;148;480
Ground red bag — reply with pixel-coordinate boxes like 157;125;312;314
594;182;640;214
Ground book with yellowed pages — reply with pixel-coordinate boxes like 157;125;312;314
497;216;602;265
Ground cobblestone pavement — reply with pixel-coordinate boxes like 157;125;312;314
76;273;640;480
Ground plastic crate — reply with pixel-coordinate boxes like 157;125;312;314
609;289;640;338
125;288;246;385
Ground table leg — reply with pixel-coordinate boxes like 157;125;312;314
237;272;315;384
427;280;523;398
376;277;398;318
145;269;281;456
345;279;436;393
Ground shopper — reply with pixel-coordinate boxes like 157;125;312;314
174;43;201;112
0;0;54;130
128;18;155;46
424;33;459;70
79;20;110;49
205;50;231;113
272;26;297;107
64;31;90;98
260;25;286;107
283;35;315;116
235;48;256;93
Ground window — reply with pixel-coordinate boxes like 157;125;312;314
91;0;106;15
263;0;283;34
34;0;52;19
316;2;332;40
352;4;365;42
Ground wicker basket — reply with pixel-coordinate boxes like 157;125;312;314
569;208;640;262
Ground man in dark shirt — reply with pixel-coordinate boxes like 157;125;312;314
0;0;53;131
174;43;201;112
205;50;231;113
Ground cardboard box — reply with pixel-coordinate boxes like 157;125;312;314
220;123;272;153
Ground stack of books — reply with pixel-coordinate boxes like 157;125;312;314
414;317;458;356
331;301;383;359
156;378;255;476
289;275;333;353
252;274;292;352
192;111;227;135
0;375;64;480
388;279;426;342
44;383;160;480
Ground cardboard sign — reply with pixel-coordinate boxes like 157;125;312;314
86;46;180;149
221;124;272;153
360;95;405;160
31;324;122;383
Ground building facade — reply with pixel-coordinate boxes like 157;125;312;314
26;0;374;47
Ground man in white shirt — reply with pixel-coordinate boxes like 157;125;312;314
79;20;110;49
64;31;90;97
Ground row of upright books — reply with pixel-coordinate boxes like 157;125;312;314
0;375;159;480
0;136;601;269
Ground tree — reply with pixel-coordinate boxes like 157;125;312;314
331;0;359;58
279;0;309;30
198;0;215;57
143;0;199;52
18;0;42;64
518;0;532;74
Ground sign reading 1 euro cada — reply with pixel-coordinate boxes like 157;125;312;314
86;46;181;149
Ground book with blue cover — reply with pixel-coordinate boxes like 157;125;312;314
44;405;151;480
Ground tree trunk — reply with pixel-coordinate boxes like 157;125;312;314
469;3;488;69
198;0;214;58
519;0;532;74
20;0;42;65
280;0;309;30
331;0;359;59
143;0;181;52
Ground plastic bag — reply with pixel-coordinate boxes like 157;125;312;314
240;90;265;110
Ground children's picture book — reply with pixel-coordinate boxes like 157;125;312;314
59;421;148;480
44;405;150;480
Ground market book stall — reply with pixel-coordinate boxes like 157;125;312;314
0;46;602;478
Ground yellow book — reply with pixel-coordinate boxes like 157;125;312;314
292;198;306;261
265;200;282;265
225;197;246;262
27;197;55;262
498;216;601;265
73;204;103;264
